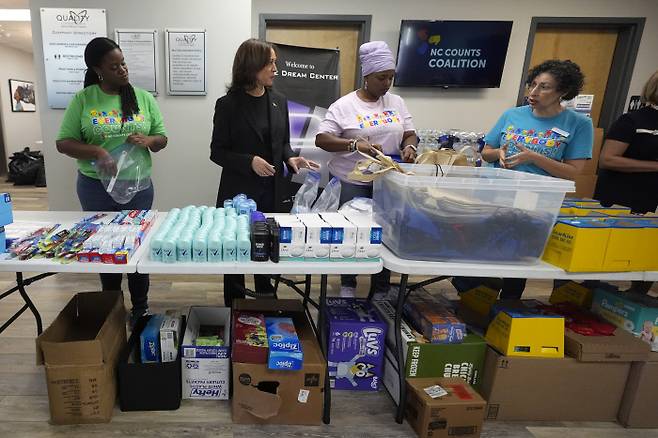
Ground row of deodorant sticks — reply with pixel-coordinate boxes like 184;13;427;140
150;205;253;263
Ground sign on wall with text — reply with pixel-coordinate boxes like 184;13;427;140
40;8;107;109
165;29;207;95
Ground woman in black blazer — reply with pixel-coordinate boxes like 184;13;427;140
210;38;318;306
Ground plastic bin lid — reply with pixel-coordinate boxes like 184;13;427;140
382;164;575;193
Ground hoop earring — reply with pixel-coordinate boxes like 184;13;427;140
98;73;103;82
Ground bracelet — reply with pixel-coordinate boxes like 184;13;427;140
348;138;357;152
402;144;417;152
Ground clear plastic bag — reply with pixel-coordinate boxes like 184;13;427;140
290;171;320;214
94;143;151;204
338;196;373;216
311;176;341;212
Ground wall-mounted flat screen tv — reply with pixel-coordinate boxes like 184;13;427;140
394;20;513;88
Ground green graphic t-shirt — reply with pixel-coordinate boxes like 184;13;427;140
57;85;167;179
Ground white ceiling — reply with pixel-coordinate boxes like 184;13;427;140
0;1;32;53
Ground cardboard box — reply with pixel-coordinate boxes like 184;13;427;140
118;315;183;411
592;288;658;350
326;298;386;390
581;127;603;175
404;293;465;344
232;299;326;425
565;326;650;362
405;377;486;438
374;300;487;391
549;281;593;308
481;347;630;421
618;352;658;428
485;304;564;358
569;174;598;198
181;307;231;400
36;290;127;424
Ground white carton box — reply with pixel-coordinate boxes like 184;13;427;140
160;315;181;362
274;215;306;260
320;212;357;260
297;214;331;259
181;307;231;400
343;214;382;260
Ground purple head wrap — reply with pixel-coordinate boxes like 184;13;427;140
359;41;396;77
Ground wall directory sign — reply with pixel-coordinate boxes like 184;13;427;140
115;29;159;95
40;8;107;109
164;29;207;95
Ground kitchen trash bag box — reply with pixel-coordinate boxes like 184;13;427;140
36;290;126;425
181;307;231;400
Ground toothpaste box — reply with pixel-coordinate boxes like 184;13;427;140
160;315;182;362
325;298;387;391
320;212;358;260
140;314;165;363
274;215;306;261
342;213;382;260
181;307;231;400
232;312;268;363
297;214;332;259
265;317;303;370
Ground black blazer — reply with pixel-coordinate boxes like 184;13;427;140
210;88;296;211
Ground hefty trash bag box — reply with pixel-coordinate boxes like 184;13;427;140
481;347;630;421
618;352;658;428
36;290;126;424
405;377;486;438
181;307;231;400
325;298;386;390
232;299;326;425
592;289;658;352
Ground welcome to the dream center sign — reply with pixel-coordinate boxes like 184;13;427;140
395;20;513;88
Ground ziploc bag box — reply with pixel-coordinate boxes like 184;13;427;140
181;307;231;400
265;317;303;370
36;290;126;424
325;298;387;390
485;300;564;358
140;314;165;363
592;288;658;351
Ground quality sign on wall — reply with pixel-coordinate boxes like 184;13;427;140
40;8;107;109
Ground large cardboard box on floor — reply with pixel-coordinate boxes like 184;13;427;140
481;347;630;421
618;352;658;428
231;299;326;425
565;326;650;362
36;290;127;424
405;377;486;438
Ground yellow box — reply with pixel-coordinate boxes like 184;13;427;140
603;220;645;271
460;285;499;316
542;218;611;272
549;281;593;308
630;219;658;271
485;309;564;358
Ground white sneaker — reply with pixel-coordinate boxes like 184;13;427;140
340;286;356;298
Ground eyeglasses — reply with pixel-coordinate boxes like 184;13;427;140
526;82;555;93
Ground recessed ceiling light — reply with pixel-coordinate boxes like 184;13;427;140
0;9;31;21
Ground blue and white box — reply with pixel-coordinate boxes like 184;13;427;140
140;314;165;363
342;213;383;260
320;212;358;260
181;307;231;400
274;215;306;260
265;317;303;370
297;213;332;259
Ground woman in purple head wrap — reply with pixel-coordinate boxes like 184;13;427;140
316;41;418;299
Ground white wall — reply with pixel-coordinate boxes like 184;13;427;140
30;0;251;210
0;44;43;163
253;0;658;133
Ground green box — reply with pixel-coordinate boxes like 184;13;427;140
373;300;486;390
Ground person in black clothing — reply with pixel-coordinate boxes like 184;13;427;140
595;69;658;294
210;38;319;306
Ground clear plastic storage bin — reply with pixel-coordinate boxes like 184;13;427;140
373;165;575;264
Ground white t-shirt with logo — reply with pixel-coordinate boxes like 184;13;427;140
318;90;415;185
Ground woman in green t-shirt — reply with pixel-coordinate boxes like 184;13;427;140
56;37;168;325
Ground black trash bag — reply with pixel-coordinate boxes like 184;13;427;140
7;147;45;186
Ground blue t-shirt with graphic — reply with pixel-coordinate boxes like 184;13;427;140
485;105;593;176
